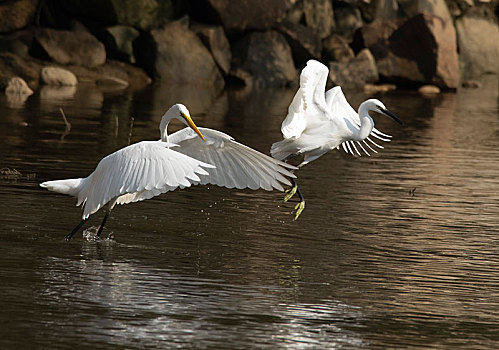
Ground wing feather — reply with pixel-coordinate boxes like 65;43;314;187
169;127;296;192
77;141;214;219
280;60;329;139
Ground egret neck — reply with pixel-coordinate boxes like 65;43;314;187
355;101;375;141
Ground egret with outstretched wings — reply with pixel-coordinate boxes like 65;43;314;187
41;104;296;240
271;60;402;219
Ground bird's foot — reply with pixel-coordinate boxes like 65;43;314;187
284;185;297;202
293;200;305;220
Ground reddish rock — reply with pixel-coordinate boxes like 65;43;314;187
231;31;297;88
352;14;459;89
32;29;106;68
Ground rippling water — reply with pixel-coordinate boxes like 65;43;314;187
0;78;498;349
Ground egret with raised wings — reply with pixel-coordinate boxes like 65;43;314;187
271;60;402;219
41;104;297;240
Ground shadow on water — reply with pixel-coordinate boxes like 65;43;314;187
0;76;498;348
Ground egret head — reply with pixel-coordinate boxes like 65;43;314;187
363;99;403;125
162;104;205;141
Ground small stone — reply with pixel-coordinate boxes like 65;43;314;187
461;80;481;89
5;76;33;95
418;85;440;94
41;66;78;86
364;83;396;93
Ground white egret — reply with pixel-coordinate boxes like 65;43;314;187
271;59;402;219
41;104;297;240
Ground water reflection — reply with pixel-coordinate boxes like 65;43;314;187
0;77;498;349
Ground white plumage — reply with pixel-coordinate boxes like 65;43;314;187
271;60;402;219
41;104;296;240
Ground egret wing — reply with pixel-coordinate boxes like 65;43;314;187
325;86;392;156
77;141;215;219
281;60;329;139
169;127;297;191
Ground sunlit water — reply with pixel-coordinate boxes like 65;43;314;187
0;78;498;349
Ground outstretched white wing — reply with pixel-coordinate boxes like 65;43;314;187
281;60;329;139
325;86;392;156
169;127;297;191
76;141;215;219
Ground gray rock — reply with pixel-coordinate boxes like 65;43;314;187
329;49;378;90
60;0;175;30
333;4;363;40
136;20;224;90
32;29;106;68
203;0;292;31
303;0;334;38
191;24;232;75
104;25;140;64
322;34;355;63
231;31;297;88
0;0;37;33
41;67;78;86
456;16;499;79
277;21;322;65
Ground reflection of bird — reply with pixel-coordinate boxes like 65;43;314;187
271;60;402;220
41;104;296;241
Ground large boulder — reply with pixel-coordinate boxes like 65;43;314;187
303;0;334;38
456;16;499;79
352;13;459;89
103;25;140;64
333;4;363;40
231;30;297;88
277;21;322;65
32;29;106;67
322;34;355;63
0;0;38;33
329;49;378;90
191;23;231;75
135;20;224;90
199;0;292;31
59;0;175;30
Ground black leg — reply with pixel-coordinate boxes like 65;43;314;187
96;212;109;238
65;219;86;241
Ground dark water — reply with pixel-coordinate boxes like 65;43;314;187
0;78;498;349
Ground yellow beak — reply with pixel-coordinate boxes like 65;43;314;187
183;114;205;141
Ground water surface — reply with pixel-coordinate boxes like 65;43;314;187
0;78;498;349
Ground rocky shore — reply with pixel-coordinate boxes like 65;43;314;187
1;0;498;99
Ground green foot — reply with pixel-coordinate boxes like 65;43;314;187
294;201;305;220
284;185;297;202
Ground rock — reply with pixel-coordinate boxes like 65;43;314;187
352;14;459;89
4;76;33;95
0;0;38;33
329;49;378;90
398;0;453;23
277;21;322;65
60;0;175;30
103;25;140;64
418;84;440;94
41;66;78;86
461;80;481;88
364;83;397;93
135;20;224;90
191;24;231;75
333;4;363;39
0;36;30;57
201;0;292;31
0;53;42;90
303;0;335;38
68;60;151;90
96;75;129;87
322;34;355;63
456;16;499;79
32;29;106;68
231;30;297;88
